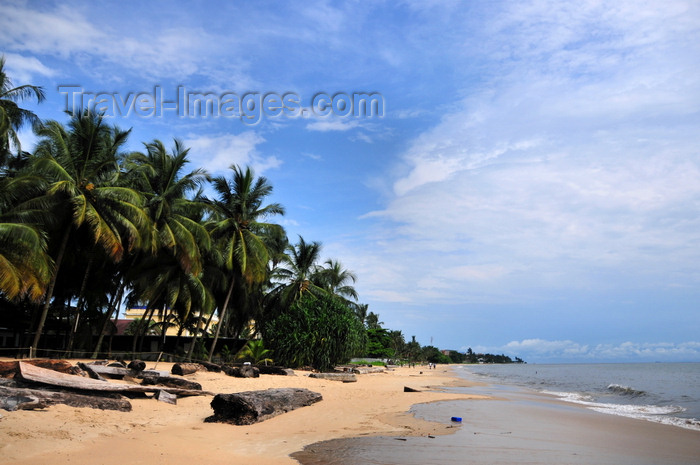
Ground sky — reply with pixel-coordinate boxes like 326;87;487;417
2;0;699;363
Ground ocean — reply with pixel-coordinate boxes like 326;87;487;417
459;362;700;430
292;363;700;465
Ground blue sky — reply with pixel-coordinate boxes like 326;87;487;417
2;0;699;363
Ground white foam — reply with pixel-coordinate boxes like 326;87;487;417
542;390;700;431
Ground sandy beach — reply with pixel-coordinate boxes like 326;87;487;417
0;361;481;465
1;361;699;465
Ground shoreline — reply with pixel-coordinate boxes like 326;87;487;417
0;360;481;464
294;366;700;465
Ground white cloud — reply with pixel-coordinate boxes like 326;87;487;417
2;52;56;83
484;339;700;362
184;131;281;175
359;0;700;309
305;119;360;132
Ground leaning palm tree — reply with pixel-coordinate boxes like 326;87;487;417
0;55;45;165
205;164;285;361
314;258;358;302
28;111;149;355
0;175;53;302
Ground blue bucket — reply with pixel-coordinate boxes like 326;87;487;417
450;416;462;422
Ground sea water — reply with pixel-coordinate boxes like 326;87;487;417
458;362;700;430
292;363;700;465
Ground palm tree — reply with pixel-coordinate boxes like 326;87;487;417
269;236;324;309
121;139;212;353
365;311;383;330
125;139;210;274
126;253;214;354
0;55;45;165
236;339;273;365
0;175;53;302
205;164;285;361
28;111;149;355
314;258;358;301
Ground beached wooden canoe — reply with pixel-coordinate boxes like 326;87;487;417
17;362;212;397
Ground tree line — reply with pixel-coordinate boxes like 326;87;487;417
0;57;523;370
0;57;377;366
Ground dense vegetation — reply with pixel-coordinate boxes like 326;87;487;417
0;58;524;367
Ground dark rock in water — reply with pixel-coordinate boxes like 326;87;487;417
205;388;322;425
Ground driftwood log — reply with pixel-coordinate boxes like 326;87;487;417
308;372;357;383
17;362;211;397
141;375;202;391
205;388;322;425
127;360;146;372
198;361;222;372
223;365;260;378
84;364;168;379
171;363;204;376
0;360;78;378
351;366;386;374
77;362;108;381
257;366;295;376
0;385;131;412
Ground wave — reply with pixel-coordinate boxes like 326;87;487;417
607;384;646;397
543;390;699;432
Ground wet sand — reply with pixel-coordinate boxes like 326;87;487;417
293;374;700;465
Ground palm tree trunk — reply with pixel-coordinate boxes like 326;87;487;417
185;310;206;361
30;225;71;358
207;276;235;362
91;276;125;358
66;254;94;355
131;305;156;354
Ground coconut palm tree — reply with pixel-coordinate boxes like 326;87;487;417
268;236;324;310
0;55;45;166
28;111;149;355
314;258;358;302
205;164;285;361
0;175;53;302
125;139;210;274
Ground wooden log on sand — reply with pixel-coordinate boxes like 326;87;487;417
205;388;322;425
308;372;357;383
17;362;211;397
77;362;108;381
198;361;222;372
351;366;386;374
141;375;202;391
257;365;295;376
127;360;146;372
171;363;204;376
0;360;77;378
0;385;132;412
223;365;260;378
